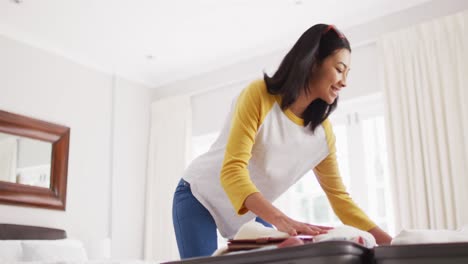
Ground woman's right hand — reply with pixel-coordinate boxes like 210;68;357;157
272;215;333;236
243;192;333;236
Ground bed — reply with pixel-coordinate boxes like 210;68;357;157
0;223;156;264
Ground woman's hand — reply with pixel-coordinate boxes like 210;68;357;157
243;192;333;236
272;215;333;236
368;226;392;245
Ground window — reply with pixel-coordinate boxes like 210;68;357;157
190;131;219;164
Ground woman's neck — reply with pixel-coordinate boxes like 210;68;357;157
289;90;317;118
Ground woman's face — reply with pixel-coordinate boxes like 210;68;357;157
309;48;351;104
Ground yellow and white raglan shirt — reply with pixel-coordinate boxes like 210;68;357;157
183;79;376;238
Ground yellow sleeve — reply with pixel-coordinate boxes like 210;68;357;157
313;119;377;231
220;80;275;215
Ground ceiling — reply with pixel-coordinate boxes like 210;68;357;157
0;0;431;88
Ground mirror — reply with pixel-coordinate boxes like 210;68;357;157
0;110;70;210
0;132;52;188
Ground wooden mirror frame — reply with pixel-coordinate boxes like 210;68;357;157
0;110;70;210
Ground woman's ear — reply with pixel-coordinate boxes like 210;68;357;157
310;61;321;75
309;63;321;81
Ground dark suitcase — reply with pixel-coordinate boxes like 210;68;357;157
374;242;468;264
163;241;373;264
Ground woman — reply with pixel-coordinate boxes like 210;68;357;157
172;24;392;259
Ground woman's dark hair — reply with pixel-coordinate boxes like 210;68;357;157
264;24;351;132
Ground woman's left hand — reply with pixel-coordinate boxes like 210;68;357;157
303;224;334;234
368;226;392;245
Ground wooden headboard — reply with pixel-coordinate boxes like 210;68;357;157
0;224;66;240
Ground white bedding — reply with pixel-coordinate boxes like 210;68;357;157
21;239;87;262
0;239;159;264
8;261;158;264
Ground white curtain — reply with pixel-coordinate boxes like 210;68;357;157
0;137;17;182
144;95;192;262
378;10;468;231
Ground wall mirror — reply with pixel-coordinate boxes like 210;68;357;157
0;110;69;210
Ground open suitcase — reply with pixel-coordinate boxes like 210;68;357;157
374;242;468;264
163;241;373;264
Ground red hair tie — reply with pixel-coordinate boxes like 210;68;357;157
324;24;346;39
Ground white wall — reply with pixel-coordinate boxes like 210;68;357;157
152;51;284;100
0;34;150;259
191;80;248;137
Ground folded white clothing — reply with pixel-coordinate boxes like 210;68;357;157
392;228;468;245
458;224;468;233
314;225;376;248
233;221;289;240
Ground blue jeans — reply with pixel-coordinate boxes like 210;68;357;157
172;178;272;259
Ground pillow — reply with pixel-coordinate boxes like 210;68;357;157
21;239;88;262
0;240;22;262
85;238;111;260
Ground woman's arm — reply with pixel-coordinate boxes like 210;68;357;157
220;81;266;215
244;192;332;236
314;119;384;231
